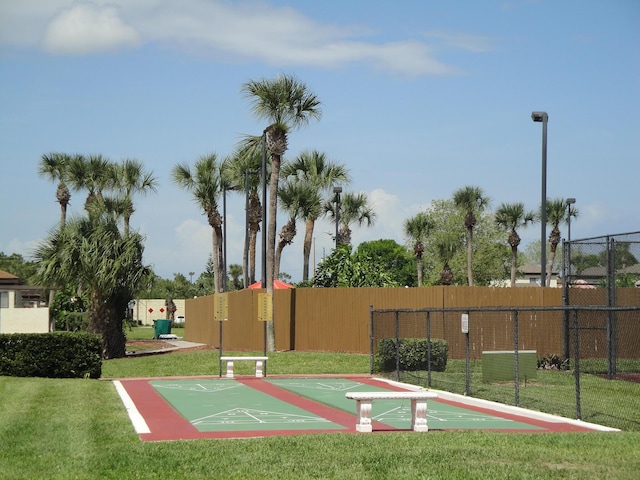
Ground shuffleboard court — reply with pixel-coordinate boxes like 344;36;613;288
115;375;608;441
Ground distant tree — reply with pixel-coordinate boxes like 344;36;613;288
67;154;116;219
222;147;264;285
0;252;38;283
227;264;244;291
172;154;225;293
453;186;490;286
435;236;459;286
544;198;578;286
281;150;350;281
403;212;435;286
325;192;376;246
112;158;158;237
313;245;399;288
495;202;535;287
421;199;508;286
274;175;321;279
356;239;416;287
38;152;75;228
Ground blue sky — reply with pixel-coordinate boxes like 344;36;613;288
1;0;638;282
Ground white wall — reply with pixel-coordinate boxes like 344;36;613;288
132;299;187;326
0;291;50;333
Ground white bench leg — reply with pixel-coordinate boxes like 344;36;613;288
411;399;428;432
355;399;373;432
225;360;234;378
255;360;264;378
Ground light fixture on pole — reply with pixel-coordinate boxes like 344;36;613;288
333;186;342;248
566;198;576;244
532;111;549;287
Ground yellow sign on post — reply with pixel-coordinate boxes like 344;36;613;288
258;293;272;321
214;293;228;321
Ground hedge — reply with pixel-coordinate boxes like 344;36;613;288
375;338;448;373
0;332;102;379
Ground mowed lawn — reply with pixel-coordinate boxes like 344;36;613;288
2;344;640;479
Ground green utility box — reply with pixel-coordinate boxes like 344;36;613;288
153;319;172;339
482;350;537;382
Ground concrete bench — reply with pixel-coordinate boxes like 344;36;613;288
345;390;438;432
220;356;268;378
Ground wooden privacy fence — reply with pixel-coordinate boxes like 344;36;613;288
183;286;639;355
185;286;565;354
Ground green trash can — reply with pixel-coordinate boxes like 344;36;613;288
153;319;172;339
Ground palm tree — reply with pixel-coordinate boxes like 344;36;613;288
544;198;578;286
33;213;149;358
172;154;225;293
281;150;350;281
435;236;459;286
453;186;490;286
242;74;321;351
222;146;264;285
113;158;158;236
495;202;535;287
38;152;75;228
325;192;376;246
403;212;436;287
274;176;321;279
67;154;116;219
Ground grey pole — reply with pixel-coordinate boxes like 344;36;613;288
532;111;548;287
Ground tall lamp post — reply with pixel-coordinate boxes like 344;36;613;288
566;197;576;246
532;111;549;287
333;186;342;248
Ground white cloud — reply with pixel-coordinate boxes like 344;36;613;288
42;3;141;54
1;0;467;76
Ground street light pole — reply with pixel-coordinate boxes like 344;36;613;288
333;186;342;248
223;185;228;292
532;111;549;287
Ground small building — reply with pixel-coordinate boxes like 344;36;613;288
0;270;50;333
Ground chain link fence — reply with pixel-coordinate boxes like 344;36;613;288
370;231;640;431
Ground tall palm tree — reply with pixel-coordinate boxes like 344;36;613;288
172;154;225;293
281;150;350;281
453;185;490;286
38;152;75;228
403;212;436;287
495;202;535;287
274;176;321;279
242;74;321;351
67;154;116;219
113;158;158;237
544;198;578;286
222;146;264;285
33;212;149;358
325;192;376;246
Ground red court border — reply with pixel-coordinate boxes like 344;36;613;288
118;375;596;441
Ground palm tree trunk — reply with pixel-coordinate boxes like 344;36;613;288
510;246;518;287
265;151;281;352
417;257;423;287
466;228;474;286
302;219;314;281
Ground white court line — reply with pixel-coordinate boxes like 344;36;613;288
113;381;150;434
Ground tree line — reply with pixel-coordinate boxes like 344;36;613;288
16;74;590;357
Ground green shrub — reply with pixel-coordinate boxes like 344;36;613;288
0;332;102;378
375;338;448;372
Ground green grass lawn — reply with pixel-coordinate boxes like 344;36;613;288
2;346;640;479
